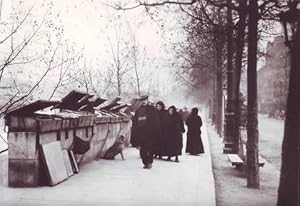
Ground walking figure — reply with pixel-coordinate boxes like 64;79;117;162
154;101;166;159
185;107;204;155
163;105;185;162
131;95;160;169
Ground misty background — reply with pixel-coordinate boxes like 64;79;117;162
0;0;200;110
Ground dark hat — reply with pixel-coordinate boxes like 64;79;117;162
168;105;177;111
139;95;149;100
191;107;198;115
156;101;165;109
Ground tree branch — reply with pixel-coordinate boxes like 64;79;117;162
107;0;197;10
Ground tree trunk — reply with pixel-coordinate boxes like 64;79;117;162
117;65;121;96
216;70;223;135
246;0;259;188
213;12;224;135
212;75;218;126
277;18;300;206
133;49;141;96
224;0;236;153
234;0;247;156
216;33;223;135
132;37;141;96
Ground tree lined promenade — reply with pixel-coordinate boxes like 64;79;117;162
0;0;299;205
113;0;299;204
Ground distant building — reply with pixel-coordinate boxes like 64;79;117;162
258;35;290;118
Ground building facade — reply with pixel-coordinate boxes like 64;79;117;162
258;35;290;119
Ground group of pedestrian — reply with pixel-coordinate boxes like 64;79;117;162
130;95;204;169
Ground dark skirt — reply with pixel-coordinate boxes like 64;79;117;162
161;134;182;156
186;132;204;155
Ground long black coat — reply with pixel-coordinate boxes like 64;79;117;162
155;110;167;155
130;104;160;152
185;114;204;154
162;113;185;156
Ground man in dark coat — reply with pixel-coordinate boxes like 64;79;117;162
130;120;139;148
163;105;185;162
131;95;160;169
185;107;204;155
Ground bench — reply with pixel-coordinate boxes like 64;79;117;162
227;154;265;167
258;156;265;167
228;154;244;167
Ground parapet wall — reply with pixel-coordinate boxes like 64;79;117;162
0;153;8;186
5;114;132;187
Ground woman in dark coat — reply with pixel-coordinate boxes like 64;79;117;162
163;105;185;162
185;107;204;155
154;101;166;159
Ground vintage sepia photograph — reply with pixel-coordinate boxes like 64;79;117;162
0;0;299;205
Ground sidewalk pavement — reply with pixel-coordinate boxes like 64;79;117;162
0;122;216;206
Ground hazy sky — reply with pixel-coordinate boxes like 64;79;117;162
2;0;168;59
1;0;188;101
1;0;282;108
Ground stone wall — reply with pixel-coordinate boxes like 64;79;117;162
5;114;131;187
80;119;132;164
0;152;8;186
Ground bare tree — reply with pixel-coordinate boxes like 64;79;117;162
132;37;141;96
109;0;197;10
111;0;288;190
277;7;300;205
48;44;83;100
0;1;83;116
0;41;69;116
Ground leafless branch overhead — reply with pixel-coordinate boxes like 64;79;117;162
106;0;197;11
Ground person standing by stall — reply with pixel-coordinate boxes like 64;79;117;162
131;95;160;169
185;107;204;155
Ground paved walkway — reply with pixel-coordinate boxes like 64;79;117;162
0;123;216;206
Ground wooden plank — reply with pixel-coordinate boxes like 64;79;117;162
62;150;74;177
6;100;60;116
40;141;68;186
100;97;121;110
68;150;79;173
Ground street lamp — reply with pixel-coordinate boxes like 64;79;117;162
279;1;300;47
